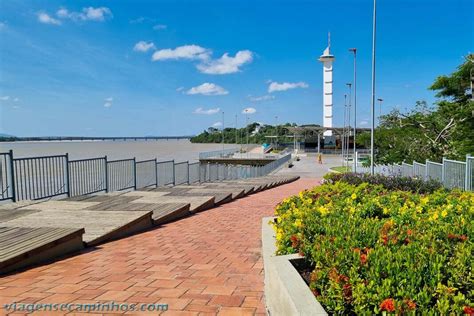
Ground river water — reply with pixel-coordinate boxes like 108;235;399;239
0;140;246;162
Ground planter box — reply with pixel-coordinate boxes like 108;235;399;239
262;217;327;316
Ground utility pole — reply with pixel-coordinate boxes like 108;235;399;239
349;48;357;172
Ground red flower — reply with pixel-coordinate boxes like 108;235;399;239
380;298;396;312
464;306;474;315
448;233;468;242
342;283;352;301
360;253;368;265
290;235;299;248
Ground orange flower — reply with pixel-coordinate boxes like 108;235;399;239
404;299;416;310
360;253;368;265
380;298;396;312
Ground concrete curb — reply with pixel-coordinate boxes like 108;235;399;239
262;217;327;316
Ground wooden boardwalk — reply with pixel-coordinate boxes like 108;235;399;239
0;175;299;274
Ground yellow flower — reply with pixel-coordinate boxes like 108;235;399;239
294;219;303;228
420;196;429;205
276;231;283;241
441;209;448;218
319;205;329;215
431;212;439;221
351;193;357;200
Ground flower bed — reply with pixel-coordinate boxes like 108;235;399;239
273;179;473;314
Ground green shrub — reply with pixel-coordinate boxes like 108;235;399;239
273;181;473;314
324;172;443;194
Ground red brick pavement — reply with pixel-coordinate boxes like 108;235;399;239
0;178;319;316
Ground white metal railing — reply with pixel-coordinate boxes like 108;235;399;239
351;153;473;191
199;148;239;159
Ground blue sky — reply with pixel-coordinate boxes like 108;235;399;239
0;0;472;136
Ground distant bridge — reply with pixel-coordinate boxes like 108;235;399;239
0;136;194;142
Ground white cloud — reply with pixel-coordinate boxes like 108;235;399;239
359;120;369;126
153;24;167;30
212;121;223;127
249;95;275;102
13;97;19;102
12;105;20;109
55;7;112;22
104;97;113;108
152;45;211;61
194;107;221;115
37;12;61;25
197;50;253;75
186;83;228;96
176;87;185;92
0;21;6;30
268;81;309;93
133;41;156;53
0;96;10;101
242;107;256;114
130;17;147;24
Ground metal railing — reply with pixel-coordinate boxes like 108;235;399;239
174;161;189;185
352;152;473;191
188;162;200;184
0;150;293;202
136;159;157;189
156;160;174;186
107;158;136;192
0;152;14;201
69;156;107;197
13;154;68;201
199;148;239;159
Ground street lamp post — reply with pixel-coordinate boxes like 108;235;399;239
377;98;384;125
349;48;357;172
342;94;347;165
370;0;377;175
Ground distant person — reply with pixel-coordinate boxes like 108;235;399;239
317;153;323;164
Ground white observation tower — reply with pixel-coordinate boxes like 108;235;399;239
318;32;335;136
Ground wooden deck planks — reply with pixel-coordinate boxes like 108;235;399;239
1;209;153;245
0;226;85;274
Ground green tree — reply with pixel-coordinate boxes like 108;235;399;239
361;54;474;164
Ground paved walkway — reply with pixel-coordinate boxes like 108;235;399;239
0;178;320;316
276;154;341;178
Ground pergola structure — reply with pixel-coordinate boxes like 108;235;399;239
284;125;371;152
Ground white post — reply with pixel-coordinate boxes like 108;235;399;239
370;0;377;175
465;154;471;191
